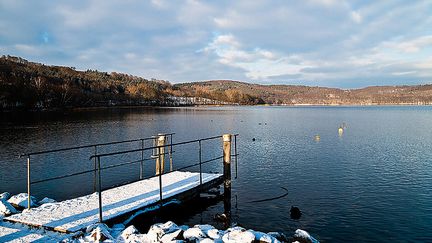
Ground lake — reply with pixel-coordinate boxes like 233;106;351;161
1;106;431;242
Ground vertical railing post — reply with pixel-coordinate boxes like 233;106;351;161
27;156;31;209
140;139;144;179
222;134;232;224
234;135;238;179
97;156;103;223
169;134;173;172
158;144;163;206
199;140;202;186
93;145;97;192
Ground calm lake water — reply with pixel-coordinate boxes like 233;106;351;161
1;106;432;242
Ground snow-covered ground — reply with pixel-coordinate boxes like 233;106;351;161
73;220;319;242
0;171;320;242
5;171;222;233
0;220;75;242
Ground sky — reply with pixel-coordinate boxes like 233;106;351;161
0;0;431;88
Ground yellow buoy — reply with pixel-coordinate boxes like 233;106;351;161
338;127;344;136
314;135;320;141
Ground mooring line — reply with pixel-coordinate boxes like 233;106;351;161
247;186;289;203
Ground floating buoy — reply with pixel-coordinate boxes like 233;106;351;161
252;138;256;141
314;135;320;141
338;127;344;136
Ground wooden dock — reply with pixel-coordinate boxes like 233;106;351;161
5;171;223;233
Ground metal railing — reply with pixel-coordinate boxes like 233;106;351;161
89;134;239;222
21;133;175;209
21;133;239;224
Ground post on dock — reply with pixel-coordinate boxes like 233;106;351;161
97;156;103;223
93;145;97;192
222;134;232;221
169;135;173;172
140;139;144;179
155;134;166;175
27;156;31;209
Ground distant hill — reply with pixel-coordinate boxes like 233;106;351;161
1;55;432;111
174;80;432;105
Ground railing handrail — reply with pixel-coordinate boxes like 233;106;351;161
90;134;239;159
24;132;239;223
20;133;175;157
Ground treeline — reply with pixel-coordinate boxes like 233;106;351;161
0;56;263;111
0;56;171;110
175;80;432;105
1;56;432;111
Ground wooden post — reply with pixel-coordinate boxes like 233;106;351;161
222;134;232;223
27;156;31;209
155;134;166;175
223;134;232;189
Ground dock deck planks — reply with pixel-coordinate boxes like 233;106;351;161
5;171;222;233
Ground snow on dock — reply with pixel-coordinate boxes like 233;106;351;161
5;171;222;233
0;221;72;243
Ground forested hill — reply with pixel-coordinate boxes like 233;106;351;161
176;80;432;105
1;55;432;111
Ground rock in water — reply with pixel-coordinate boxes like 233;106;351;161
0;192;11;201
160;229;183;242
118;225;138;241
267;232;289;242
251;231;280;243
38;197;56;205
290;206;302;219
214;213;228;222
207;228;223;240
183;227;206;240
7;193;38;208
87;224;114;242
0;200;18;216
148;221;180;241
293;229;319;243
222;227;255;243
200;238;217;243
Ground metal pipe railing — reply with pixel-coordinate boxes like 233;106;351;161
23;133;239;223
91;134;237;159
19;133;175;157
23;133;175;209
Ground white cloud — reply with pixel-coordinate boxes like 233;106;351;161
14;44;41;55
1;0;431;87
204;34;311;80
383;36;432;53
392;71;417;76
350;11;362;23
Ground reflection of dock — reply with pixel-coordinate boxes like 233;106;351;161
5;171;222;233
2;133;238;238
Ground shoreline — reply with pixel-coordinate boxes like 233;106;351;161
1;103;432;113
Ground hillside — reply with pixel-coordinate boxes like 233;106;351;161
1;55;432;111
174;80;432;105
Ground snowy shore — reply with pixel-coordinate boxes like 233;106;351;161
1;192;319;242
